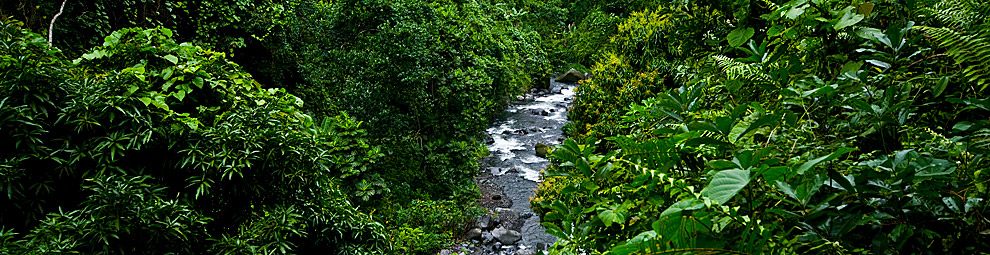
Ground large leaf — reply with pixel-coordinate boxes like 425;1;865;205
834;6;865;30
728;27;755;48
599;209;626;228
660;199;705;217
775;172;826;206
794;147;855;175
700;170;751;205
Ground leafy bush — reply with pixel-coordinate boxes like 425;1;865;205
0;20;387;253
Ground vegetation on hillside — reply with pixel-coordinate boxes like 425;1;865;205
3;0;989;254
1;0;564;253
534;0;990;254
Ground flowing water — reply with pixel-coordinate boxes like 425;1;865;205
442;79;575;254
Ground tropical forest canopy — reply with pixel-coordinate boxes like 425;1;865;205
0;0;988;254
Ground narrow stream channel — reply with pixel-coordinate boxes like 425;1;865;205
441;79;575;255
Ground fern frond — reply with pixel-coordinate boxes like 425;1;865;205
931;0;984;29
917;26;990;89
711;55;771;83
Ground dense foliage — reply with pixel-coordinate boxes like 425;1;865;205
6;0;989;253
0;21;386;253
534;0;990;254
1;0;563;253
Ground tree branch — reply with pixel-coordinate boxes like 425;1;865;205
48;0;68;47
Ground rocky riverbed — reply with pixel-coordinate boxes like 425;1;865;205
438;79;576;255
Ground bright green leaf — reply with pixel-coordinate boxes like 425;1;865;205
728;27;755;48
700;169;751;205
163;54;179;64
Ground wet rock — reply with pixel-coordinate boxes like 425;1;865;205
525;96;536;101
438;249;458;255
528;109;541;115
564;97;572;101
536;243;548;251
505;168;519;174
516;95;525;101
521;212;534;219
551;87;562;94
477;214;493;229
529;127;542;133
549;109;555;113
485;136;495;144
555;68;587;83
515;129;529;135
535;143;549;158
540;110;549;116
483;231;495;244
496;208;520;219
516;249;537;255
466;228;483;240
492;227;522;244
502;130;513;135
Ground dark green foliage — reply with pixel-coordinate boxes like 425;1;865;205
261;0;554;205
0;20;386;253
535;0;990;254
0;0;275;56
3;0;562;253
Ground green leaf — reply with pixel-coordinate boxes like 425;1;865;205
775;172;826;206
856;2;875;15
728;27;755;48
163;54;179;64
953;121;974;132
866;59;890;70
785;4;808;19
192;77;205;89
82;50;104;60
834;6;865;30
173;89;187;102
761;166;788;183
795;148;855;175
660;199;705;217
125;85;140;97
708;160;738;170
599;209;625;228
840;61;864;74
735;113;781;144
933;77;948;97
700;169;751;205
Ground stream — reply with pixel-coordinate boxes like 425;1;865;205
440;79;575;255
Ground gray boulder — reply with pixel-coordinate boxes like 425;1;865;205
516;249;537;255
482;231;495;244
466;228;483;240
491;227;522;244
555;68;587;83
476;214;493;229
